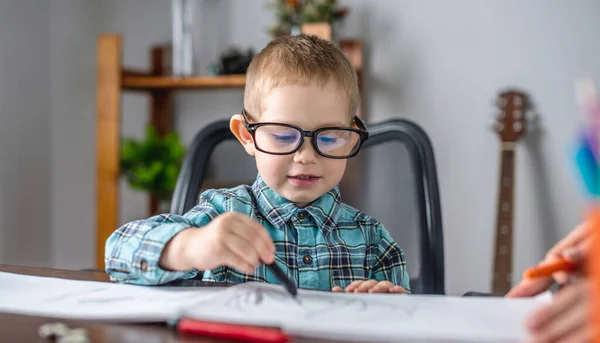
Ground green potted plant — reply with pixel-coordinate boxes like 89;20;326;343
120;125;186;213
267;0;350;40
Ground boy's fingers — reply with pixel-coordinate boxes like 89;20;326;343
345;280;364;292
250;218;276;253
247;232;274;265
222;246;257;274
235;214;274;248
506;277;555;298
373;280;394;293
224;235;261;273
332;286;344;292
390;285;408;294
368;281;393;293
234;216;275;264
355;280;378;293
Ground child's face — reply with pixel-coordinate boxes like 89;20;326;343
253;81;350;207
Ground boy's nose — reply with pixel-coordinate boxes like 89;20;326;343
293;138;318;164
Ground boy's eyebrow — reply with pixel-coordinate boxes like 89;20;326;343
319;121;352;127
256;113;352;128
260;119;350;127
296;122;350;129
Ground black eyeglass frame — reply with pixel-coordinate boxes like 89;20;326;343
241;109;369;159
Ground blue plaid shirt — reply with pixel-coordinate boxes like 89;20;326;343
105;174;410;291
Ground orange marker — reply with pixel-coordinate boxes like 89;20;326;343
523;258;579;279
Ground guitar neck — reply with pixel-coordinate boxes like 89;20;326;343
492;143;516;294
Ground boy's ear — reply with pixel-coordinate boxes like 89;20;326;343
230;114;256;156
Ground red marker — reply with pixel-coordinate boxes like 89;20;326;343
176;318;290;343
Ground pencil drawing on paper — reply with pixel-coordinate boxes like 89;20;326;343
42;287;206;307
195;284;417;321
75;290;204;306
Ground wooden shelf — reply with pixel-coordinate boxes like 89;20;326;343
339;40;362;72
122;74;246;91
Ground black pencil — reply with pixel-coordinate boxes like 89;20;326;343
266;262;297;297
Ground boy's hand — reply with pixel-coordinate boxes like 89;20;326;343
160;212;275;274
332;280;407;294
526;280;593;343
507;221;592;298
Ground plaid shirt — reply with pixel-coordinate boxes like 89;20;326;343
105;174;410;291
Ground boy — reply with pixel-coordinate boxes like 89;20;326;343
105;34;410;294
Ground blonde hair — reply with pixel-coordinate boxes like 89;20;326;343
244;34;359;121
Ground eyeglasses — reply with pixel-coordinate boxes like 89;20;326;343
242;110;369;159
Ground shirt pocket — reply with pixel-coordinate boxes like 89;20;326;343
331;268;367;289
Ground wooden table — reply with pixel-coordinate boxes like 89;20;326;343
0;264;346;343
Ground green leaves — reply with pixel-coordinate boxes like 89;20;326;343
302;0;337;23
120;125;186;199
267;0;350;38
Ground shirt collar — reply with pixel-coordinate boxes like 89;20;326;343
251;174;341;233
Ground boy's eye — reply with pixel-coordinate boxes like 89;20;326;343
317;133;350;152
319;136;337;144
271;132;298;143
317;136;338;144
273;134;295;141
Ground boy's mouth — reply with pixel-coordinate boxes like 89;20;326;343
287;175;321;186
289;175;320;180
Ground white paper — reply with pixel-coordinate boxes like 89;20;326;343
0;272;223;322
0;272;550;342
182;283;549;342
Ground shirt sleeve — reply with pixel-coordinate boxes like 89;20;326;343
104;192;221;285
370;225;411;292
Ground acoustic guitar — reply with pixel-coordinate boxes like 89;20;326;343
491;90;530;294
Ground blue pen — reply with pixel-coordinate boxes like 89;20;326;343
574;76;600;196
574;137;600;197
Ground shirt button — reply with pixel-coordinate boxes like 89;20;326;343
297;212;307;219
302;255;312;264
140;260;148;272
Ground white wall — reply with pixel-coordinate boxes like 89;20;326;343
2;0;598;295
49;0;104;268
0;0;52;267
